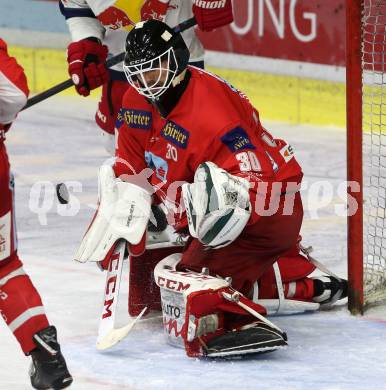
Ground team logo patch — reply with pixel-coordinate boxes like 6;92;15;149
221;127;256;152
279;144;295;162
145;151;169;182
161;121;189;149
116;108;152;130
98;6;135;31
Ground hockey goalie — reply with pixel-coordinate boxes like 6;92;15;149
74;20;348;358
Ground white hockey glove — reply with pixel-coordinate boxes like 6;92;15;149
181;162;251;248
74;165;151;263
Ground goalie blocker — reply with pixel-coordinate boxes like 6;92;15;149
154;254;287;358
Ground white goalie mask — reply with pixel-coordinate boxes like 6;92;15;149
123;47;178;100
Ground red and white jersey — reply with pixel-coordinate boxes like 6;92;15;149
114;67;303;230
0;38;29;135
0;39;50;355
60;0;204;73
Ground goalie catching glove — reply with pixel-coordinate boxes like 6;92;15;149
182;161;251;248
74;165;151;264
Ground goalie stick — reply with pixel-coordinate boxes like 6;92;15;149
96;240;147;350
96;236;186;350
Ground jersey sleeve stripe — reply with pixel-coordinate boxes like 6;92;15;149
59;2;96;20
8;306;46;332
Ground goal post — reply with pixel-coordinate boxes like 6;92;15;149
347;0;363;314
347;0;386;314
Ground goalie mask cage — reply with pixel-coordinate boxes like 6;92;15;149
347;0;386;314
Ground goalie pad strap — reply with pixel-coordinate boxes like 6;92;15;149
253;249;320;315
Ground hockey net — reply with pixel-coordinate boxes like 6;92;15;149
362;0;386;306
348;0;386;312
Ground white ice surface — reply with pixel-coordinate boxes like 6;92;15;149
1;96;386;390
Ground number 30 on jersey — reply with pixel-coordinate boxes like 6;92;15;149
236;151;261;172
166;143;178;161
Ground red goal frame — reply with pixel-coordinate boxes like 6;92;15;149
346;0;364;315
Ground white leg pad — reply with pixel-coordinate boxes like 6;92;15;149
154;253;229;349
154;254;284;358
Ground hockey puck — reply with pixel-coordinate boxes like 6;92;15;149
56;183;69;204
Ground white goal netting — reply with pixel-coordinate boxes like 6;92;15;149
362;0;386;305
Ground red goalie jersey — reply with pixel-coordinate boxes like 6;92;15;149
114;66;305;292
114;66;303;230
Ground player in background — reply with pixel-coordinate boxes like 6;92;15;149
0;38;73;389
59;0;233;154
74;20;348;358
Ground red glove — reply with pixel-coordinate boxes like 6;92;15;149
140;0;172;21
67;38;109;97
192;0;234;32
